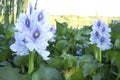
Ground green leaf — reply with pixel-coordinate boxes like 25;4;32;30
5;25;14;39
108;50;119;64
74;32;81;41
47;56;63;69
92;72;103;80
82;62;100;77
56;40;67;52
32;64;62;80
114;38;120;49
0;61;11;67
0;49;11;61
14;55;28;67
70;68;84;80
63;68;84;80
35;54;44;67
61;53;76;69
81;26;91;36
0;67;21;80
84;44;96;54
56;21;67;36
111;24;120;40
79;54;94;63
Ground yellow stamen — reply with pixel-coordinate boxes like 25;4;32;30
35;32;39;37
39;15;43;19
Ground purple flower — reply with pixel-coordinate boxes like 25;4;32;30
83;44;89;48
27;3;33;15
25;17;31;28
10;32;29;55
32;28;40;39
38;11;43;21
90;19;112;50
97;20;101;27
10;4;54;60
90;31;100;44
25;23;53;60
31;10;50;24
97;36;111;50
92;20;104;30
76;49;82;56
100;25;111;34
49;26;56;42
15;14;33;32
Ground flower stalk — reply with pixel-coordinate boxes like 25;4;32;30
28;51;35;74
95;47;98;62
21;65;25;74
99;49;102;63
95;47;102;63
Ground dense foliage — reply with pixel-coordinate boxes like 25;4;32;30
0;19;120;80
1;0;120;80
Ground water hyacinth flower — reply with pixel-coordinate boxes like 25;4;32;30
49;26;56;42
26;23;53;52
31;10;50;24
76;49;82;56
15;13;33;32
90;30;100;44
97;35;111;51
83;44;89;48
90;19;112;51
27;3;33;15
10;32;29;55
10;4;53;60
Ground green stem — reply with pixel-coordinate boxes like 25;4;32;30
21;65;25;74
95;47;102;63
28;51;35;74
95;47;99;62
99;49;102;63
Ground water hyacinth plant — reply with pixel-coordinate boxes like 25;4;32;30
90;19;112;62
10;3;53;74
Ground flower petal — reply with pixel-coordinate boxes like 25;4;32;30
37;50;50;60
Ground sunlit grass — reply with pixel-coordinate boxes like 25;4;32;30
48;15;120;28
0;15;3;23
1;15;120;28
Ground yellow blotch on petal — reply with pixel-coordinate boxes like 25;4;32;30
35;32;39;37
39;14;43;19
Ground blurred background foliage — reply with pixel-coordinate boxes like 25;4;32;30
0;0;30;63
0;0;120;27
0;0;30;24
